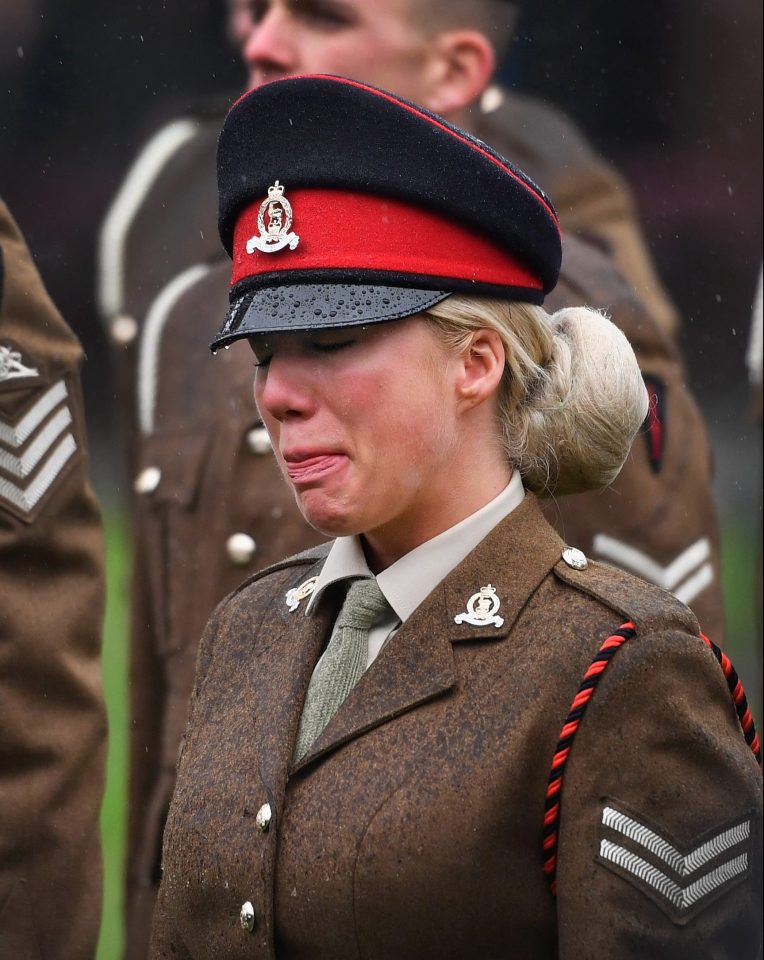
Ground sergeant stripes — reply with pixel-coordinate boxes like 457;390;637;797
598;836;749;915
591;534;713;607
601;806;751;877
0;379;77;517
0;380;67;446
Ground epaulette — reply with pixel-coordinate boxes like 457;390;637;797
229;541;332;599
553;556;699;638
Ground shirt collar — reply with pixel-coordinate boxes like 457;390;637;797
305;471;525;621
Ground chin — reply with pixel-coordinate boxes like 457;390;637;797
294;490;366;539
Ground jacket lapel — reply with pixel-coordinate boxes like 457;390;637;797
445;494;565;643
252;563;336;799
292;494;565;774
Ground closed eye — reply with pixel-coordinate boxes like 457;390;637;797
286;0;359;29
311;338;355;353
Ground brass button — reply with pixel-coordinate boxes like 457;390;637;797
133;466;161;495
226;533;257;565
246;425;272;455
255;803;272;833
480;84;505;114
562;547;588;571
240;900;255;932
111;314;139;345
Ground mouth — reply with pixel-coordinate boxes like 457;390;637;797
282;450;347;485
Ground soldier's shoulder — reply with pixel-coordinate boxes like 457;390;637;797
552;552;699;638
475;87;600;169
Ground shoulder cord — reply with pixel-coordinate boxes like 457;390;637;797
700;631;761;763
541;623;761;895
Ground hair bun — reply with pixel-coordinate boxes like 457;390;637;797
519;306;649;495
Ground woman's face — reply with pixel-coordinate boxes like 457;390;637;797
252;316;465;552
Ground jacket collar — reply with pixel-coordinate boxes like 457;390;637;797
289;494;565;774
305;471;525;622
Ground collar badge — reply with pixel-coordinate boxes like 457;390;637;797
246;180;300;255
286;575;319;612
454;584;504;628
1;344;39;383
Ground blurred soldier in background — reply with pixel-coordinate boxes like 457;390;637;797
98;1;725;953
0;199;107;958
748;266;762;423
747;265;762;685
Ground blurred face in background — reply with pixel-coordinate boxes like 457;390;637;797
229;0;448;113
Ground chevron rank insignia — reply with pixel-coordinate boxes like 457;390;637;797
0;378;78;523
596;801;753;924
591;535;713;607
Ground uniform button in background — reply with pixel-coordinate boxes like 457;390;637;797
227;533;257;565
256;803;272;833
240;901;255;932
111;314;139;345
246;425;272;455
133;466;161;494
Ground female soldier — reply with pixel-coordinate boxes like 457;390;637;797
151;77;762;958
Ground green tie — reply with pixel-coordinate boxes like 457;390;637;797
293;578;390;763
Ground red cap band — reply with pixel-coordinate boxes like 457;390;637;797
231;188;544;292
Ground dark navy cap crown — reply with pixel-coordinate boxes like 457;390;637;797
213;75;561;349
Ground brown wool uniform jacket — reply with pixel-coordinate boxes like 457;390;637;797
150;496;762;959
100;90;724;956
0;199;107;958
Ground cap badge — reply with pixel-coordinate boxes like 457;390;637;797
286;575;319;612
454;584;504;628
246;181;300;255
1;344;39;383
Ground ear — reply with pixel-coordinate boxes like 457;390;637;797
455;328;505;412
422;30;496;119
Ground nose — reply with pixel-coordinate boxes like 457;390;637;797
255;354;315;424
241;7;297;86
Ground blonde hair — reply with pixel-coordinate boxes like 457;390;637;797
424;295;649;496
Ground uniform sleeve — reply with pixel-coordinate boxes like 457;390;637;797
555;629;762;959
0;199;107;958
